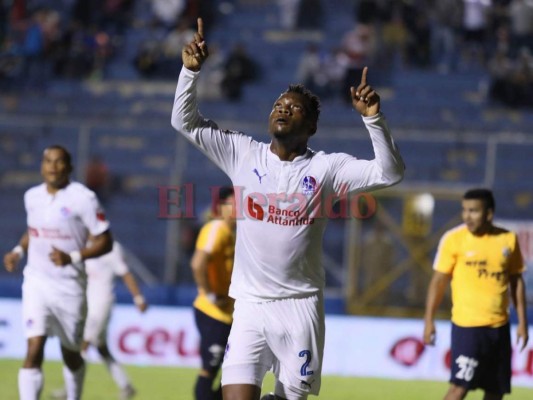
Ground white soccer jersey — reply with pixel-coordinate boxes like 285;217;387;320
172;67;404;301
85;241;128;302
84;241;128;344
24;182;110;296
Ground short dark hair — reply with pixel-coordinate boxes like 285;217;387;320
44;145;72;168
209;186;235;218
284;84;321;123
463;188;495;211
218;186;234;202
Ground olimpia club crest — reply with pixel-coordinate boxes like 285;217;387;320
302;176;317;195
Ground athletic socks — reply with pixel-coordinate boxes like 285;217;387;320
18;368;43;400
103;356;131;390
213;384;223;400
63;363;86;400
195;375;221;400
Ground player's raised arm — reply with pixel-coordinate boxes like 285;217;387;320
351;66;380;117
182;17;209;72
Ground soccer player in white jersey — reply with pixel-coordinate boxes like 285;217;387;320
171;19;405;400
52;240;148;400
83;240;147;399
3;145;113;400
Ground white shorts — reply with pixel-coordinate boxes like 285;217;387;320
83;293;113;346
222;293;324;399
22;275;87;351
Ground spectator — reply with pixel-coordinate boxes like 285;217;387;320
340;23;377;103
162;19;195;60
430;0;462;73
354;0;381;24
158;18;195;77
459;0;492;70
296;43;347;99
150;0;186;29
295;0;323;31
0;0;9;48
509;46;533;107
402;1;432;68
277;0;301;30
20;9;47;90
197;42;225;100
98;0;135;36
295;43;323;94
508;0;533;56
379;5;408;72
133;30;163;79
221;42;260;101
487;47;514;104
321;46;349;98
85;155;112;203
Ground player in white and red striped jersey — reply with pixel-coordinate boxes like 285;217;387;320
3;145;113;400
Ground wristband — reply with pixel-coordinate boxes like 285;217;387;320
69;250;82;265
206;293;217;303
12;245;25;257
133;295;145;306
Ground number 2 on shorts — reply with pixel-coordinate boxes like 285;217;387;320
299;350;314;376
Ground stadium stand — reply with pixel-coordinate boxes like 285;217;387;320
1;0;533;316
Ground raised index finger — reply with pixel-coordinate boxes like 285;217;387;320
197;18;204;39
360;66;368;86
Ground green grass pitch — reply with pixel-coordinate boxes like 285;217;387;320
0;359;531;399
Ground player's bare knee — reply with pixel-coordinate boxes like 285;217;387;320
96;343;112;358
222;383;262;400
61;346;85;370
445;384;468;400
24;337;46;367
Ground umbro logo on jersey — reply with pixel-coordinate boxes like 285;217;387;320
253;168;267;184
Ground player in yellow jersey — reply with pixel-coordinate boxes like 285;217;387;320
424;188;529;400
191;186;236;400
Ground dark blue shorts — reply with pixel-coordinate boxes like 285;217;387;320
449;322;511;394
194;308;232;374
